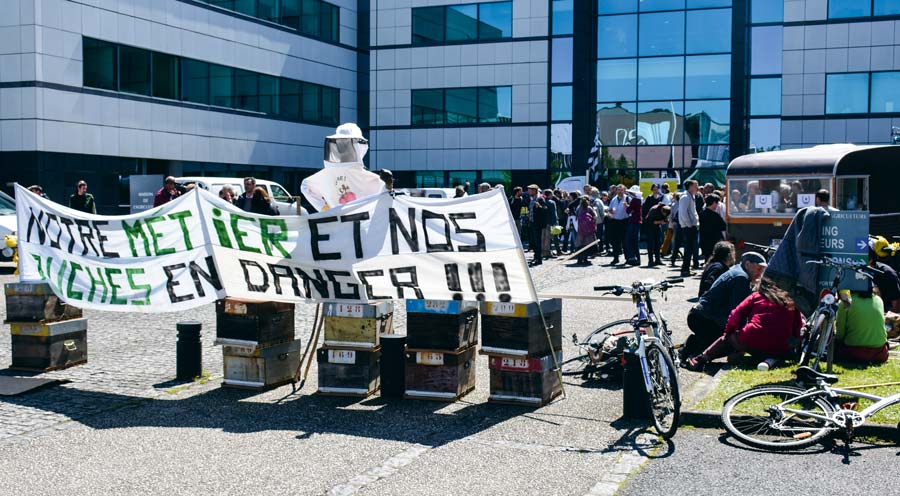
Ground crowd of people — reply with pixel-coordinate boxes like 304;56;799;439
505;179;734;278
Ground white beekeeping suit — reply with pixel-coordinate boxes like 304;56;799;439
300;123;385;212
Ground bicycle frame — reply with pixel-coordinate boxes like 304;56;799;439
774;385;900;428
631;293;673;395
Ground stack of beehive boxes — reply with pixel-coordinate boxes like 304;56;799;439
316;301;394;397
215;298;300;389
5;282;86;372
480;299;563;406
404;300;479;401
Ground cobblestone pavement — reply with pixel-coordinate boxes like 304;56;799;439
0;255;699;495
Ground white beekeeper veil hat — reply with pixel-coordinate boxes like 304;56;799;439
324;123;369;164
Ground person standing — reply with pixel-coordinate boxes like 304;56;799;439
527;185;547;266
219;185;236;204
250;187;279;216
699;194;727;261
153;176;181;207
542;189;557;258
678;180;701;277
607;184;629;265
509;187;525;231
68;180;96;214
642;184;662;265
575;196;597;265
592;188;607;257
236;177;256;212
624;185;643;266
645;203;669;267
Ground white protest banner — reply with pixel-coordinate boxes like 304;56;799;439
16;185;534;312
17;186;223;312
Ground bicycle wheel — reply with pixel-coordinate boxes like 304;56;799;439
721;385;836;451
643;341;681;439
560;319;632;377
799;312;825;367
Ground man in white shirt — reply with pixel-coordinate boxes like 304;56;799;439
607;184;629;265
678;180;701;277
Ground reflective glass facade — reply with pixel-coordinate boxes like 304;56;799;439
593;2;732;173
412;2;512;44
199;0;340;42
411;87;512;126
82;37;340;125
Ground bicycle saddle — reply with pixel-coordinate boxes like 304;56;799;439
794;366;838;385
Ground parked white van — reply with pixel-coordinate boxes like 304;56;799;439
174;177;306;215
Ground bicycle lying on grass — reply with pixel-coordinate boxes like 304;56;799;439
560;278;684;439
722;366;900;450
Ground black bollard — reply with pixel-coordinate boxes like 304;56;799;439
176;321;203;380
621;352;650;420
379;334;406;397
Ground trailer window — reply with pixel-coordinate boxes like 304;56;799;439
726;177;830;216
836;176;868;211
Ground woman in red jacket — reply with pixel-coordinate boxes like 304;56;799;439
685;277;804;371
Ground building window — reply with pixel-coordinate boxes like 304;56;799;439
748;118;781;152
411;2;512;45
751;0;783;23
118;45;151;96
182;59;210;105
82;38;117;90
597;59;637;101
685;54;730;99
749;77;782;116
686;9;730;54
639;11;685;56
828;0;871;18
598;0;637;15
551;85;572;121
875;0;900;15
82;37;340;125
597;14;637;58
152;52;180;100
825;73;869;114
638;56;684;100
552;0;573;35
552;37;573;83
871;72;900;113
640;0;685;12
411;87;512;125
196;0;339;43
750;26;783;75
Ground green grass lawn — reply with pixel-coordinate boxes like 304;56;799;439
694;358;900;425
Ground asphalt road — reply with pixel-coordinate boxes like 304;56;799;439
0;257;699;495
621;427;900;496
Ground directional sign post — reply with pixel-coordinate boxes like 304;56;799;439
818;211;870;291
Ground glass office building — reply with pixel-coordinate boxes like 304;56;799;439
5;1;900;206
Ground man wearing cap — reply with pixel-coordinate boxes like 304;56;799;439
527;185;547;266
153;176;182;207
681;251;768;358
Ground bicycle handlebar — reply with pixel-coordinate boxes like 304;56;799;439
593;279;681;294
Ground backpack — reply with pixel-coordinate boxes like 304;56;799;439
577;209;597;235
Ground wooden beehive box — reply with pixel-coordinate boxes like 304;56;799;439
323;301;394;349
215;298;295;346
480;299;562;357
404;345;476;401
222;339;302;389
405;300;479;352
487;352;562;407
9;318;88;372
316;346;381;397
5;282;82;323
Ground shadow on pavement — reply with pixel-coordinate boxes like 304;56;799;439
0;383;529;448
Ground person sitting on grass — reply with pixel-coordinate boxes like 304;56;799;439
685;277;804;371
835;287;889;364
